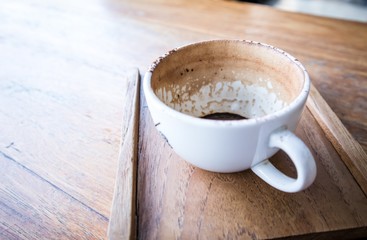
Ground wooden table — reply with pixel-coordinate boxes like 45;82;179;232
0;0;366;239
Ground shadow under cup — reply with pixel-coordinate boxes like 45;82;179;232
150;40;305;120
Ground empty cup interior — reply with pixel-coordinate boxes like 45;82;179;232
150;41;305;119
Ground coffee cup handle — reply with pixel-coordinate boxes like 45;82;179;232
251;129;317;193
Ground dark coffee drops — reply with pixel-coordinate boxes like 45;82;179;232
201;112;247;121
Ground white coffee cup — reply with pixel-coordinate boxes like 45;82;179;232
143;40;316;193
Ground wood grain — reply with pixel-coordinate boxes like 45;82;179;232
108;69;140;240
0;153;108;240
137;88;367;239
1;0;366;238
0;0;129;219
307;84;367;196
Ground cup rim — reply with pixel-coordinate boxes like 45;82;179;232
144;39;310;128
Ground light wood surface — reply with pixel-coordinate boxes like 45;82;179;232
0;0;366;239
107;69;140;240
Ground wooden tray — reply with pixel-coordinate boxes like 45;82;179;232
108;69;367;240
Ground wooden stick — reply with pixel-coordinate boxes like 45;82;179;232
307;84;367;196
108;69;140;240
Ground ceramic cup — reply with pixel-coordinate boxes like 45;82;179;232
143;40;316;193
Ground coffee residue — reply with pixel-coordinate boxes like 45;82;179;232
201;112;248;121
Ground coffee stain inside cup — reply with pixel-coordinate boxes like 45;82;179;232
201;112;247;120
156;80;287;119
